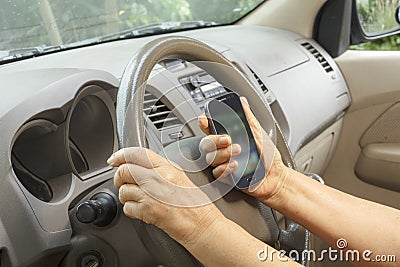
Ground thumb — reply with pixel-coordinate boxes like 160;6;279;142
198;114;212;135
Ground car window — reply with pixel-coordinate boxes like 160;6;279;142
0;0;265;62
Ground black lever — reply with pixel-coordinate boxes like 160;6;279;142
76;192;117;227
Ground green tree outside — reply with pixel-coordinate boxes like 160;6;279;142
352;34;400;50
0;0;262;50
1;0;399;52
352;0;400;50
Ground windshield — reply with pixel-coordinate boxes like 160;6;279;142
0;0;265;62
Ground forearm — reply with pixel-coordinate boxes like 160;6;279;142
264;168;400;266
183;215;300;266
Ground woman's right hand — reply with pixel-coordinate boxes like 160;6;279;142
198;97;291;206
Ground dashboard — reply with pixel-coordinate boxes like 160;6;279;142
0;25;350;266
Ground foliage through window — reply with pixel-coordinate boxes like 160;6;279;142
353;0;400;50
0;0;264;52
356;0;399;35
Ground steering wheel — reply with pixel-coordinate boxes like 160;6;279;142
116;36;309;266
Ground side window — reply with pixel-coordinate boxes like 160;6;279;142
352;0;400;50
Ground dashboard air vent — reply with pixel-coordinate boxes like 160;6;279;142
248;67;268;93
143;92;182;130
301;42;333;73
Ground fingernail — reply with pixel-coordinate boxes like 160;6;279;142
220;136;230;145
241;97;249;104
231;144;241;154
107;154;115;165
229;161;237;169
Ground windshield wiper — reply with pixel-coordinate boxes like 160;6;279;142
98;20;218;42
0;45;65;63
0;20;217;64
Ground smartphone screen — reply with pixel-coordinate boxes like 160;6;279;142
205;92;265;189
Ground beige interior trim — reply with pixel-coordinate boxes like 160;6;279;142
360;102;400;147
323;50;400;208
294;119;343;175
238;0;327;38
335;50;400;112
324;102;400;207
355;143;400;192
362;143;400;163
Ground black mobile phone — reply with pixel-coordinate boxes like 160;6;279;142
204;92;265;189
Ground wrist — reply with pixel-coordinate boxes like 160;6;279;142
260;165;294;209
170;205;225;249
182;210;231;253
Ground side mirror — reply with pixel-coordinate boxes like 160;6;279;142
355;0;400;36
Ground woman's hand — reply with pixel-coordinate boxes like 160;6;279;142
107;147;224;247
198;97;289;205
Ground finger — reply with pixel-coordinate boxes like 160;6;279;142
198;115;211;135
240;97;262;133
240;97;263;145
240;97;255;121
107;147;164;168
206;144;241;166
212;160;238;182
199;135;231;153
119;184;145;204
114;163;152;189
123;201;142;220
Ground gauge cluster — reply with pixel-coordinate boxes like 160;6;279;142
11;86;116;203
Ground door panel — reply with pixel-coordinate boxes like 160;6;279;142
356;143;400;192
355;102;400;192
324;50;400;208
311;50;400;267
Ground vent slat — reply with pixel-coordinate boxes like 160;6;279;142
152;116;180;125
247;67;268;93
301;42;334;74
143;104;166;113
143;92;182;130
147;110;171;118
144;99;157;106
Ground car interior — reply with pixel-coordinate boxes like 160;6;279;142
1;0;399;266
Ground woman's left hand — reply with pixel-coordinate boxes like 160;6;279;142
107;147;223;247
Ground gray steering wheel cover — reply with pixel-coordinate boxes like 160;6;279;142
116;36;309;266
117;36;232;148
117;36;296;169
